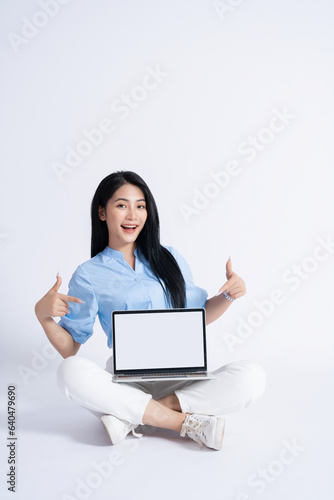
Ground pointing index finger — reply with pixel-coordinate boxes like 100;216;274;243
216;277;235;296
215;281;229;296
58;293;85;304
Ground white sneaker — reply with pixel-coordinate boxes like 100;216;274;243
101;415;143;445
180;413;225;450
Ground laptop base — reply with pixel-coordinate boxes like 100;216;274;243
112;372;215;383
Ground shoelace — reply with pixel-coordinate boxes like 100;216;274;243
180;415;210;448
117;417;144;439
130;426;143;438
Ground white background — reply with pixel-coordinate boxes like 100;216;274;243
1;1;333;499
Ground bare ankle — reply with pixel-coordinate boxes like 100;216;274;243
142;399;186;432
158;394;182;412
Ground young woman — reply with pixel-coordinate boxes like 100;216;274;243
35;171;266;451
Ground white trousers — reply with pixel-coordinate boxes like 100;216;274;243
57;356;266;425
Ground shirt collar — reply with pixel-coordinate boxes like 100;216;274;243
101;246;140;261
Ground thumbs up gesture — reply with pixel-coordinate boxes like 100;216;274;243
216;258;246;300
35;274;84;321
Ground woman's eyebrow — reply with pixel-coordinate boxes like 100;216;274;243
113;198;146;202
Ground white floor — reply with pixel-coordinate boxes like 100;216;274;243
1;339;333;500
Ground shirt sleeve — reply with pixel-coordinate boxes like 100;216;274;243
166;246;208;308
58;264;99;344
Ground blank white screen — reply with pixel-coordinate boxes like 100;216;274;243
113;310;205;371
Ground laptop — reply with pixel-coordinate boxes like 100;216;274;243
112;308;215;382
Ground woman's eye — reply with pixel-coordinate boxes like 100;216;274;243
117;204;125;208
138;205;146;209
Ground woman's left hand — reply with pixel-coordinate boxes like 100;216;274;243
217;258;246;300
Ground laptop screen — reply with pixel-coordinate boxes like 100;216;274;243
112;308;207;374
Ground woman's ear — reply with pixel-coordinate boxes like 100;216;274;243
98;205;106;221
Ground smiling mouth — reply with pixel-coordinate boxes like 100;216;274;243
120;225;138;233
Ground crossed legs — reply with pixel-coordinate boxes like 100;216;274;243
57;356;266;434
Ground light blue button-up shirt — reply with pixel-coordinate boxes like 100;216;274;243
58;245;208;348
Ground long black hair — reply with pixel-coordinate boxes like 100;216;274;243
91;171;186;308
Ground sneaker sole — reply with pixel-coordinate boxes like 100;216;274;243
213;417;226;451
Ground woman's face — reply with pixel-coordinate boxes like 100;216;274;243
98;183;147;251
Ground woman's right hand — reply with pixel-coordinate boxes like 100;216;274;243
35;275;84;321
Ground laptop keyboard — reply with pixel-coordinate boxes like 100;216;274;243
118;372;207;378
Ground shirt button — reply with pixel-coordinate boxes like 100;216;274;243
134;277;138;281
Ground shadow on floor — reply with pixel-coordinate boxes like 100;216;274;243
0;405;201;448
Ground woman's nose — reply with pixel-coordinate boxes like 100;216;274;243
126;207;136;219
